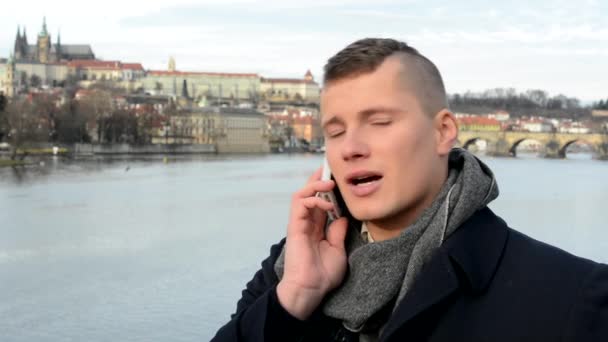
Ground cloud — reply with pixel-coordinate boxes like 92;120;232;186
415;26;608;45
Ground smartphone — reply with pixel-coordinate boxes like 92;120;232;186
317;157;342;223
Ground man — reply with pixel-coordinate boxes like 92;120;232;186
212;38;608;341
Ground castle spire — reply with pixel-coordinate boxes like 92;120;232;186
8;52;15;66
40;16;48;36
23;26;28;43
14;26;23;59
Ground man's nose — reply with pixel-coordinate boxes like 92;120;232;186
340;130;370;161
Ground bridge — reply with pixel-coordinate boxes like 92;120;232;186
457;130;608;159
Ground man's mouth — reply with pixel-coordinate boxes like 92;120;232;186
346;171;383;197
349;174;383;186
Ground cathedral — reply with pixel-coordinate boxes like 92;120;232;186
13;17;96;64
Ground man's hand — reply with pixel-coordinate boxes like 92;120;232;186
276;168;349;320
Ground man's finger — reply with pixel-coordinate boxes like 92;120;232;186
293;179;334;199
326;217;348;248
306;167;323;184
300;196;334;212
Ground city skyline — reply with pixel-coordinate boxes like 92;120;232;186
1;0;607;102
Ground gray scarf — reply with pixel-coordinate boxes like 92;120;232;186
274;148;499;333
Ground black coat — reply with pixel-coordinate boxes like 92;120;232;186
211;207;608;341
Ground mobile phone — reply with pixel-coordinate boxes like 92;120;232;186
317;157;342;222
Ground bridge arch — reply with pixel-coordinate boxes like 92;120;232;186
558;139;596;159
509;138;544;157
462;137;492;153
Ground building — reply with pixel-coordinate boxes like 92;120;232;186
0;18;97;90
260;70;320;103
558;121;591;134
457;116;501;132
0;55;17;97
68;60;144;81
486;110;510;121
10;61;70;88
592;110;608;118
166;107;269;153
143;69;261;102
520;118;555;133
13;18;95;64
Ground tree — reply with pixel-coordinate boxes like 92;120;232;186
182;79;189;98
29;74;42;88
4;98;43;159
99;109;138;143
76;89;113;142
154;82;163;94
0;93;6;112
53;100;90;143
0;93;7;142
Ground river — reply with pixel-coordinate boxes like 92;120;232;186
0;153;607;341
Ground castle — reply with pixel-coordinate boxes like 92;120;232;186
1;18;320;105
13;17;95;64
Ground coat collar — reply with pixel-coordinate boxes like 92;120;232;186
380;206;509;340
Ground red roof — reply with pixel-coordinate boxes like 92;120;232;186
148;70;259;78
67;60;145;71
458;117;500;126
122;63;144;71
67;60;122;70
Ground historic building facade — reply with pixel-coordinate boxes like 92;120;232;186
166;107;269;153
13;18;95;64
260;70;320;103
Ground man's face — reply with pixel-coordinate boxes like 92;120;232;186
321;56;444;224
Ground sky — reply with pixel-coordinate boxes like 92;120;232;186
1;0;607;102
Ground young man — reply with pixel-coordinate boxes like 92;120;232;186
212;38;608;341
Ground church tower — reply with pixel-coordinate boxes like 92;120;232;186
13;26;21;59
304;69;314;82
5;54;17;98
168;56;176;72
13;26;28;61
37;17;51;64
54;30;62;62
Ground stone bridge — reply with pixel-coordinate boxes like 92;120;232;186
457;130;608;159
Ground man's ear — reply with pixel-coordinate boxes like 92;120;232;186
434;109;458;156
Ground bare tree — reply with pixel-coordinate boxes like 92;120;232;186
76;89;113;143
4;98;43;159
29;75;42;88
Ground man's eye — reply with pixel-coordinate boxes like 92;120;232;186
371;120;391;125
327;130;344;138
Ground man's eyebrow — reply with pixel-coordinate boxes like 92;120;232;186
359;107;402;118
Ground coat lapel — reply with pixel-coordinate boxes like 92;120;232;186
380;248;459;340
380;207;509;341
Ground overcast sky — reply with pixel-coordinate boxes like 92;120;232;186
2;0;607;102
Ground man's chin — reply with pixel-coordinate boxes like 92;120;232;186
348;206;390;223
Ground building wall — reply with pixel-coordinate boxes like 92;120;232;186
142;74;261;101
218;114;269;153
459;123;501;132
522;122;554;133
0;64;7;94
260;80;320;102
167;108;269;153
14;62;69;86
72;66;123;82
